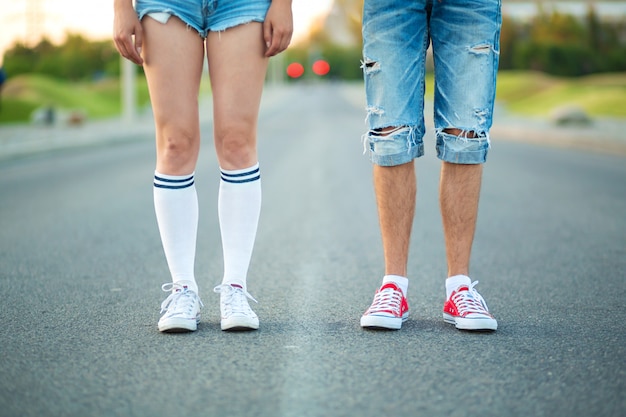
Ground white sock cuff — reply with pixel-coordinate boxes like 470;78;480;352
382;274;409;296
220;163;260;184
446;274;472;298
154;171;195;190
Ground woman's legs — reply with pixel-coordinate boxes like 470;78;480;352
207;23;269;291
142;16;205;294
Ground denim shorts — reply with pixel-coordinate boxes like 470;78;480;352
135;0;271;37
362;0;502;166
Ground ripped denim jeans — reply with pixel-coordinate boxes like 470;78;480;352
362;0;502;166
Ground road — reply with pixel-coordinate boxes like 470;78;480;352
0;83;625;417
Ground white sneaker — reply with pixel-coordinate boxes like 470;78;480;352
158;281;203;333
213;284;259;331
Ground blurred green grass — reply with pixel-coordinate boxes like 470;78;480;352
0;74;150;123
0;73;210;124
1;71;625;124
495;71;626;118
425;71;626;118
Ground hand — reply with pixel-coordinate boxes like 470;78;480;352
263;0;293;57
113;0;144;65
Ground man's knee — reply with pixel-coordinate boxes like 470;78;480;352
365;125;424;166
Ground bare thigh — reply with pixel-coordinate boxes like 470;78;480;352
206;23;269;170
142;16;205;175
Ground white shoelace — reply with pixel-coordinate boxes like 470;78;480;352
160;282;203;317
213;284;258;317
368;286;403;314
450;281;490;316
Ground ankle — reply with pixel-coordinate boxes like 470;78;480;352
383;275;409;296
445;275;471;299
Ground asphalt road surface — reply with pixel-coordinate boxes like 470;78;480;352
1;83;624;417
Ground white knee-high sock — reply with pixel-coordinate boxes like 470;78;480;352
153;171;198;293
218;163;261;290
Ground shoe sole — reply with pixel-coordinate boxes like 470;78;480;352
443;313;497;331
158;316;200;333
360;313;408;330
221;316;259;331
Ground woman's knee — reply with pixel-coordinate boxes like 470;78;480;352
214;128;257;168
156;126;200;171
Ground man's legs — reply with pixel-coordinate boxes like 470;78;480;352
430;0;500;331
361;144;417;330
439;157;496;331
360;0;427;330
439;130;483;278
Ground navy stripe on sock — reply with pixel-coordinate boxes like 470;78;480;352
154;180;195;189
220;167;260;184
220;167;259;178
220;175;260;184
154;175;194;183
154;174;194;190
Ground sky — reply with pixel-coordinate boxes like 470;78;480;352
0;0;335;65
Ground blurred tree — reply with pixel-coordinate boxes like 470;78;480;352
34;39;62;77
499;15;518;70
2;34;119;80
3;42;39;76
0;67;6;113
510;5;626;76
60;34;93;80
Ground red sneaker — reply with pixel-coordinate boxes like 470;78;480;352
443;281;497;331
360;282;409;330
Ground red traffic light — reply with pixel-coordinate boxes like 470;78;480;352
312;60;330;76
286;62;305;78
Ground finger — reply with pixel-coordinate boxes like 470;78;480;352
113;33;129;57
124;40;142;65
263;21;273;53
267;42;281;57
279;32;292;54
267;30;291;57
133;26;144;65
114;34;137;64
265;41;276;57
265;30;283;57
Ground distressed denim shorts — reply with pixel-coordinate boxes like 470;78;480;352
135;0;271;37
362;0;502;166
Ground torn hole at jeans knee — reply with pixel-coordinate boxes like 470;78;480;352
436;127;491;149
363;125;417;155
370;125;409;137
443;128;475;138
